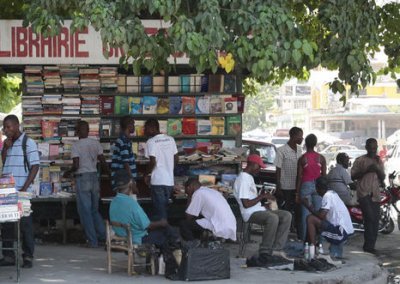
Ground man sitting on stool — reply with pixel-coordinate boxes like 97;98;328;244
304;176;354;258
180;178;236;242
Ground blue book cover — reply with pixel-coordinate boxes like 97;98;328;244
169;96;182;114
200;75;208;92
142;96;158;114
140;75;153;93
180;75;190;93
128;97;143;114
223;75;236;93
40;182;53;196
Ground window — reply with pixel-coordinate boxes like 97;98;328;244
295;86;311;96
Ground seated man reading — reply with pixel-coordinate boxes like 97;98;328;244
180;178;236;241
233;154;292;263
304;176;354;258
109;170;179;248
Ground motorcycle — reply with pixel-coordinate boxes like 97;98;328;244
347;173;395;234
387;171;400;230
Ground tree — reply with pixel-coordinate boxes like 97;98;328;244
1;0;400;98
0;73;22;113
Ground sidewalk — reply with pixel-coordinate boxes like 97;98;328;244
0;233;388;284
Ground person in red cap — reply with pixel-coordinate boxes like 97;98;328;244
233;154;292;265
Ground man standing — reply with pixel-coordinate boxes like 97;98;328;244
144;118;178;221
274;126;303;236
180;178;236;241
111;116;137;190
0;115;39;268
327;152;356;205
234;154;291;262
351;138;385;254
65;120;109;248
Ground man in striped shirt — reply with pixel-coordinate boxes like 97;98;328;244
1;115;39;268
111;116;137;190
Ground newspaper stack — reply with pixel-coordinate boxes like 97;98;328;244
17;192;33;217
0;175;21;222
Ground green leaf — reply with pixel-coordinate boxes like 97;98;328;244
293;39;302;49
292;50;302;63
302;42;313;57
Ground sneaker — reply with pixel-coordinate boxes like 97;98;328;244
317;254;343;266
22;258;33;269
0;258;15;266
294;259;316;272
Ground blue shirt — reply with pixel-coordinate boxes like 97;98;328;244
111;133;137;188
109;193;150;244
2;133;40;192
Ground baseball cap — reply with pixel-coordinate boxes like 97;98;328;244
113;169;132;188
247;154;266;168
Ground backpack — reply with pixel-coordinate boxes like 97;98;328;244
3;134;30;172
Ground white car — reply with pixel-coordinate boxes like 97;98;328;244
328;149;367;171
385;144;400;184
321;144;358;165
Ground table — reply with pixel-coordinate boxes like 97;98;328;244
31;197;76;244
0;219;20;282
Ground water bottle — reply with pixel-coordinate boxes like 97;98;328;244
318;243;324;255
304;242;310;261
309;244;315;260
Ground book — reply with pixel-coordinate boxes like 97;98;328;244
140;76;153;93
38;142;50;160
226;115;242;135
41;120;58;138
119;96;129;114
182;97;195;114
157;97;170;114
153;76;165;93
195;96;210;114
168;76;180;93
210;96;223;113
200;75;209;92
135;120;145;137
223;96;238;113
159;120;168;134
223;75;236;93
180;75;191;93
197;119;211;135
39;182;53;196
198;175;216;186
126;76;140;93
169;96;182;114
117;74;127;93
49;144;60;159
100;96;114;115
128;97;143;114
208;74;223;92
190;74;202;92
234;94;245;113
142;96;158;114
0;187;17;195
210;117;225;135
167;119;182;136
182;118;197;135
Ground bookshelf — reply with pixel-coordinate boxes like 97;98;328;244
22;65;244;198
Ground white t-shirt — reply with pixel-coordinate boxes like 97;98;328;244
186;187;236;241
321;190;354;235
233;172;265;222
71;138;103;174
145;134;178;186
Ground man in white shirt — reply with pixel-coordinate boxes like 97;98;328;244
233;154;292;262
304;176;354;258
144;118;178;221
180;178;236;241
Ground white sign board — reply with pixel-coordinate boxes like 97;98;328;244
0;20;188;65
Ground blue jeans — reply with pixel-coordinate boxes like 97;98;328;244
300;181;322;241
151;185;173;221
76;172;106;246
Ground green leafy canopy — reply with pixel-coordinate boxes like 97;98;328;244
11;0;400;94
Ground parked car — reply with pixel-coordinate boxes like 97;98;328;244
242;139;277;184
385;144;400;184
269;136;289;148
327;149;367;171
320;144;358;165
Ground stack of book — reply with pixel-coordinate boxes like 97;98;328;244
43;66;61;90
60;66;80;91
80;67;100;92
42;94;63;115
22;117;42;142
24;66;44;94
18;192;32;217
86;117;100;138
99;67;118;92
22;95;43;115
81;94;100;115
0;175;21;222
62;93;81;115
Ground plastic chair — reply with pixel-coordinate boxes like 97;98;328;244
105;220;157;276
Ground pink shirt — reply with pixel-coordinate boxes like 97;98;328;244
301;151;322;182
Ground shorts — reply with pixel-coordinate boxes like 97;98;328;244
320;220;348;245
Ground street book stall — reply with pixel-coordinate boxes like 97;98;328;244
0;174;32;282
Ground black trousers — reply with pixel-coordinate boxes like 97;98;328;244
358;195;380;250
1;215;35;260
180;219;205;241
280;189;302;239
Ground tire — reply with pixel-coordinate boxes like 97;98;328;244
381;218;395;234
